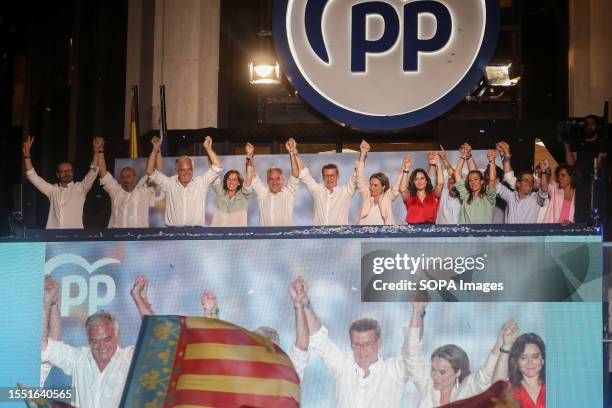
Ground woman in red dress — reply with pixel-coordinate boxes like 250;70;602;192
494;325;546;408
399;153;444;224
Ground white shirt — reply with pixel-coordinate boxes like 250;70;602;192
360;203;385;225
287;344;309;380
149;166;222;227
26;166;99;229
310;326;411;408
251;174;300;226
406;327;498;408
435;182;461;225
41;339;134;408
300;167;357;225
100;173;158;228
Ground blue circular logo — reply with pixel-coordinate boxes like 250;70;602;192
273;0;500;130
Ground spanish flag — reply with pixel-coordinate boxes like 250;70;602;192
129;86;140;159
120;316;300;408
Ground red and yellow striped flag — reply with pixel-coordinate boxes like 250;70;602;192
120;316;300;408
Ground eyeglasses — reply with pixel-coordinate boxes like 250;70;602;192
351;340;378;350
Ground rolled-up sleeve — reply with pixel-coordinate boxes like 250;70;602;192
299;167;319;195
309;326;348;378
79;166;100;194
99;173;121;197
26;168;53;197
41;339;84;376
203;165;223;187
462;351;498;395
405;326;429;392
149;170;172;191
288;344;309;380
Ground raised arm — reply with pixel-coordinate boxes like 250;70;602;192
454;146;467;183
464;143;477;171
438;145;455;178
146;137;162;176
430;153;444;198
302;283;321;335
289;277;309;351
496;141;512;175
243;143;255;189
130;275;154;318
493;319;518;382
23;136;54;196
300;278;349;377
155;144;164;173
409;301;428;338
399;156;412;200
23;135;34;172
539;159;550;193
358;139;369;163
564;141;577;167
41;277;61;351
287;138;299;179
97;139;109;178
427;152;436;180
201;290;219;319
405;301;430;391
486;149;497;190
203;136;222;169
92;137;104;167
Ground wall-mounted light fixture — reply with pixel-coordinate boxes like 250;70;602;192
484;63;521;87
249;0;281;85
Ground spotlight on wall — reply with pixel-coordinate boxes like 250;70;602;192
484;63;521;87
249;59;281;85
249;0;282;86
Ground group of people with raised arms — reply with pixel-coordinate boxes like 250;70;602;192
40;274;546;408
23;133;576;229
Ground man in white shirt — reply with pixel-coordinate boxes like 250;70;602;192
22;135;101;229
296;147;357;225
300;278;412;408
244;139;300;226
146;135;222;227
98;139;163;228
41;278;134;408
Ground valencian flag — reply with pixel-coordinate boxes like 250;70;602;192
120;316;300;407
129;85;140;159
441;381;519;408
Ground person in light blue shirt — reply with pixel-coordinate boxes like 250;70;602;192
495;143;549;224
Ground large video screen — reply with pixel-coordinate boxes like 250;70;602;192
0;234;603;407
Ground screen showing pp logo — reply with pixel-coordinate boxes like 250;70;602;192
273;0;499;130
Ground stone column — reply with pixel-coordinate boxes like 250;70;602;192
569;0;612;118
124;0;220;140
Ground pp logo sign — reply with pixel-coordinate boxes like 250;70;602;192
273;0;499;130
45;254;120;317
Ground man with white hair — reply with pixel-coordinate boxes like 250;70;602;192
244;139;300;226
41;278;134;408
146;135;222;226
